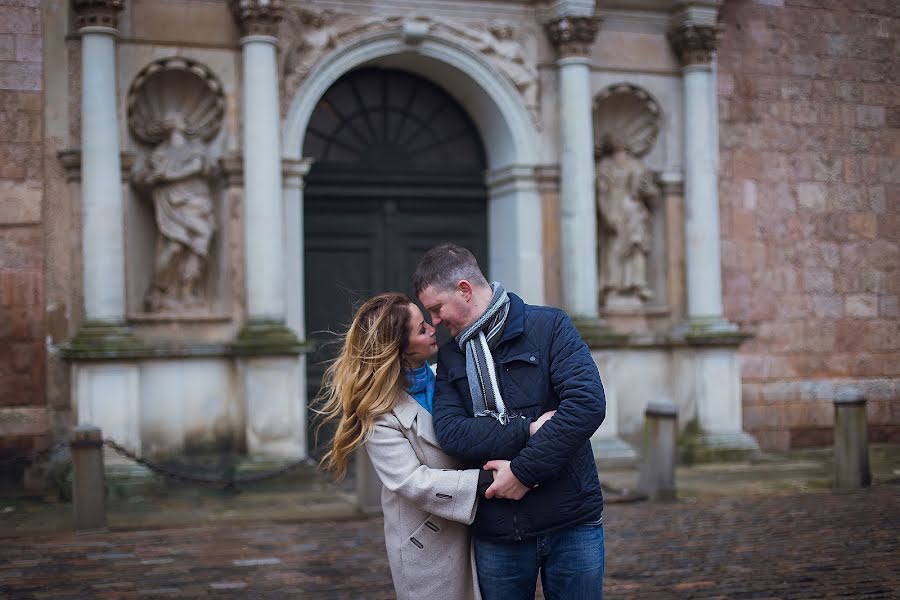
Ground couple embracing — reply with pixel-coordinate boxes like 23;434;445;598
319;243;606;599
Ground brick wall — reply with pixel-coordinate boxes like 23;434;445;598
717;0;899;450
0;0;46;479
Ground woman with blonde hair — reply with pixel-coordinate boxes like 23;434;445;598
318;293;555;600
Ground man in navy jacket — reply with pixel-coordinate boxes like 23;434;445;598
414;243;606;600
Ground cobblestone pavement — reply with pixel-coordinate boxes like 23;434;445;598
1;485;897;599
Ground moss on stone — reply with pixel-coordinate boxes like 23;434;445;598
59;322;151;360
572;318;630;348
228;320;312;356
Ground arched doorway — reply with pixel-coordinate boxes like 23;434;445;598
302;67;489;429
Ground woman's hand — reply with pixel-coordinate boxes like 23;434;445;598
528;410;556;436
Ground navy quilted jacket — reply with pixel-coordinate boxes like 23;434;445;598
433;293;606;541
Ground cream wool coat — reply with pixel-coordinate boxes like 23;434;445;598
364;392;482;600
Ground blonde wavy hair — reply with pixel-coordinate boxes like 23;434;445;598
316;293;413;479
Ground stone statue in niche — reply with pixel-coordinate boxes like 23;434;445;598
596;135;659;306
127;57;225;313
132;113;216;311
593;84;662;309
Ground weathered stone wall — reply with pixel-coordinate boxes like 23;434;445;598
717;0;899;450
0;0;47;478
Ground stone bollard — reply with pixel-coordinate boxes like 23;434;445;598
356;446;383;515
638;401;678;502
833;388;871;491
71;425;107;531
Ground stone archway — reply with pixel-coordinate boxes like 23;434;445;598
281;24;546;345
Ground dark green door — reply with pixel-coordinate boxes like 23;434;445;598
302;68;488;451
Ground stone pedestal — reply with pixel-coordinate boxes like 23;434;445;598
590;372;638;466
243;356;305;459
588;333;757;463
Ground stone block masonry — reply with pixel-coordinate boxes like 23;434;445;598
717;0;899;450
0;0;47;474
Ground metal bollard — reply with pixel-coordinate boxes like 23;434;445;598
71;425;107;531
833;388;871;491
355;446;383;515
638;401;678;502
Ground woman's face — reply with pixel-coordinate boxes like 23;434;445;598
403;303;437;367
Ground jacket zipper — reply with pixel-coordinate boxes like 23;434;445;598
513;512;522;541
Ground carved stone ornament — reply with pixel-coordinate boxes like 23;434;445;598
127;58;225;313
593;83;661;160
544;16;601;59
127;57;225;145
668;23;723;66
71;0;124;30
281;9;539;120
230;0;285;38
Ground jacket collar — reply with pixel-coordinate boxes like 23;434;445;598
497;292;525;345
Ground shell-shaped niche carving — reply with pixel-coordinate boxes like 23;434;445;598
127;57;225;145
593;83;661;159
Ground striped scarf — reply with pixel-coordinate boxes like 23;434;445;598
455;282;511;424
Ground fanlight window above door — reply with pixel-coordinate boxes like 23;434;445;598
303;68;486;171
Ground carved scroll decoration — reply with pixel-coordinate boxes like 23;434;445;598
280;10;539;122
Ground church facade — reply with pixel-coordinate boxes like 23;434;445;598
0;0;896;487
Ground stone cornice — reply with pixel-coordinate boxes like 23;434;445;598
668;23;722;66
545;15;602;59
71;0;124;31
230;0;285;38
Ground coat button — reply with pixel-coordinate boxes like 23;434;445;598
529;356;536;362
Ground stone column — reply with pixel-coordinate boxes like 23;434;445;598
232;0;288;323
231;1;306;459
282;158;313;340
72;0;126;324
667;3;758;460
545;15;601;320
669;4;733;332
486;166;545;305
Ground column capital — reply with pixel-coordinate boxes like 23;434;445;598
544;15;601;59
230;0;285;38
668;23;722;67
71;0;124;31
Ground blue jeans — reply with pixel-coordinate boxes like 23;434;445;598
473;519;604;600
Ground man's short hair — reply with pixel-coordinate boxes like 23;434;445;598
413;243;489;295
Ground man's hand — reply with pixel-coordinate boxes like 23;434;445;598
483;460;530;500
529;410;556;436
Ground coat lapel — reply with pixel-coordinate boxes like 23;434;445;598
393;393;440;447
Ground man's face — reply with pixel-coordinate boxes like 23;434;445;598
418;284;472;337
